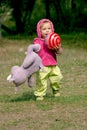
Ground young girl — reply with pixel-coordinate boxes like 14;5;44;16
33;19;63;100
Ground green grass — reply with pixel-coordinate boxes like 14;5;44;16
0;33;87;130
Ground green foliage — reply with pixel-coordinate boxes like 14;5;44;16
0;0;87;35
61;32;87;49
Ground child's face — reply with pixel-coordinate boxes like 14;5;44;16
40;22;52;38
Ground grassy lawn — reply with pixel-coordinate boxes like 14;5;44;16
0;33;87;130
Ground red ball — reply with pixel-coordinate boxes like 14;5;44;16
45;32;61;49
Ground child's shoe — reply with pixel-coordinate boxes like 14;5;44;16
54;92;60;97
36;96;44;101
53;90;60;97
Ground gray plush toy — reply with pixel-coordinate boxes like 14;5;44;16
7;44;44;93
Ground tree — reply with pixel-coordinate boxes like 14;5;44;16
0;0;36;34
0;0;87;34
8;0;36;34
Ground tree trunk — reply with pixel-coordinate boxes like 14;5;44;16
0;18;2;38
12;0;24;33
53;0;65;23
44;0;50;18
23;0;36;33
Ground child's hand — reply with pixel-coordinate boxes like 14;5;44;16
56;44;62;54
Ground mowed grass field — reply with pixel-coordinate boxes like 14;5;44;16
0;33;87;130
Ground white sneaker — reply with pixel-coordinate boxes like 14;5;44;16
36;96;44;101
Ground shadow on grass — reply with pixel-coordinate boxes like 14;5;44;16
0;92;87;104
10;91;36;102
0;91;36;102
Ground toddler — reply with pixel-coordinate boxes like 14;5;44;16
33;19;63;100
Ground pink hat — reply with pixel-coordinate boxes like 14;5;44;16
36;19;54;38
